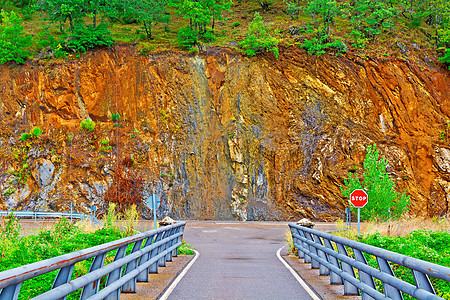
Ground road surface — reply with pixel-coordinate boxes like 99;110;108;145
167;222;317;300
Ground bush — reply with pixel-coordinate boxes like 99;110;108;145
439;48;450;69
80;118;95;132
111;112;120;122
340;144;410;221
177;26;198;50
0;10;31;64
300;31;346;55
238;12;279;59
66;23;113;53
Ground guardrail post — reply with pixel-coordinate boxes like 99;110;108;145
52;264;75;297
313;234;330;276
304;231;320;269
290;227;304;259
336;243;359;295
104;245;127;300
412;270;436;296
353;249;376;300
0;283;22;300
165;228;176;262
149;232;164;273
158;230;168;267
298;230;311;263
323;238;343;285
81;252;107;299
173;226;182;258
376;257;403;299
137;234;156;282
121;240;144;293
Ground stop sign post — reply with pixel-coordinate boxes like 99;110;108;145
350;189;368;235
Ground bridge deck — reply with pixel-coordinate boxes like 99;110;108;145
165;222;316;300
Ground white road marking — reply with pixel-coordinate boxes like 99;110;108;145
159;250;200;300
276;247;321;300
202;230;217;233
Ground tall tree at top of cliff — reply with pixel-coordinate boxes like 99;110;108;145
128;0;170;40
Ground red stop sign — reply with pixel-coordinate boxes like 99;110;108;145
350;189;368;208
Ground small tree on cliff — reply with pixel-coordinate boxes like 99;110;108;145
340;144;410;221
0;10;31;64
238;12;279;59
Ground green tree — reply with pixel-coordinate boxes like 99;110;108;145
306;0;339;35
132;0;170;40
238;12;279;59
36;0;85;31
0;10;31;64
340;144;410;221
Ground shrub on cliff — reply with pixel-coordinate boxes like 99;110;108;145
0;10;31;64
340;144;410;221
66;23;113;52
238;12;279;59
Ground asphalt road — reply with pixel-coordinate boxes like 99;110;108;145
168;222;315;300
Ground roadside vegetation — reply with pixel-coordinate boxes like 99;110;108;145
334;218;450;299
0;0;449;66
0;203;193;299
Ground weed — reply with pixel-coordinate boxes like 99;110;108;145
111;113;120;123
284;229;297;255
178;240;195;255
123;205;139;236
231;22;241;28
101;137;110;145
80;118;95;132
439;120;450;142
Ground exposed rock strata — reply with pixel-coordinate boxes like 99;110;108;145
0;46;449;220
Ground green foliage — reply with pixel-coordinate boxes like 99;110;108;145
103;202;119;230
359;230;450;299
300;32;346;55
285;0;301;20
438;120;450;142
0;212;21;261
20;133;32;141
177;26;198;49
340;144;410;221
132;0;170;40
0;218;125;299
80;118;96;132
0;10;31;64
178;240;195;255
439;48;450;68
20;127;42;141
31;126;43;138
101;137;109;145
111;112;120;122
66;23;113;52
238;12;279;59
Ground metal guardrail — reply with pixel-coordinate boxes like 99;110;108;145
0;221;186;300
289;223;450;300
0;211;103;226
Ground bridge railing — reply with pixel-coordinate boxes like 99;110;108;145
289;223;450;300
0;210;103;226
0;221;186;300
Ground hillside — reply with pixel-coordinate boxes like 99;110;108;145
0;0;449;66
0;46;449;221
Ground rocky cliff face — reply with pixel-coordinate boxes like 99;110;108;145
0;46;449;221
